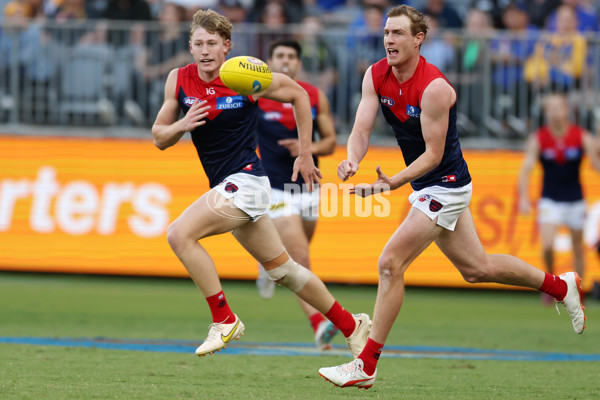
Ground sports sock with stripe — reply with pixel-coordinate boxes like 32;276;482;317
359;338;383;376
206;290;236;323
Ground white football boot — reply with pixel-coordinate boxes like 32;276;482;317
195;314;245;356
556;272;587;334
345;313;371;358
319;358;376;389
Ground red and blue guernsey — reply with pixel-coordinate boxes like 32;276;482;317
537;125;584;202
371;56;471;191
176;63;266;188
256;80;319;190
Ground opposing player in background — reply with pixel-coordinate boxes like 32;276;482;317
518;93;600;304
152;9;369;358
318;5;587;390
255;40;339;350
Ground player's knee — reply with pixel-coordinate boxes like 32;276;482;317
264;258;312;293
283;242;310;267
166;221;188;254
378;253;407;279
460;267;489;284
288;251;310;270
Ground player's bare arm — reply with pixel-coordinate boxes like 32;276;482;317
313;89;337;156
583;131;600;172
388;77;451;187
352;77;452;197
517;134;540;214
277;88;337;158
338;67;379;181
152;69;210;150
256;72;322;191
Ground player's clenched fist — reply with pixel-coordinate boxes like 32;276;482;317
337;160;358;181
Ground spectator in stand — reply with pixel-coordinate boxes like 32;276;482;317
47;0;99;21
470;0;508;28
312;0;346;14
129;1;190;123
294;13;337;100
136;1;190;84
457;8;493;135
217;0;248;23
518;0;561;29
169;0;220;20
345;0;389;34
250;0;303;24
347;3;386;78
46;0;99;45
524;5;587;93
102;0;152;20
488;1;539;135
345;2;388;135
2;0;58;122
419;0;463;29
101;0;153;46
420;13;456;73
545;0;599;33
3;0;44;19
216;0;251;58
253;0;294;59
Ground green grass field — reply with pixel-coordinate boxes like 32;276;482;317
1;272;599;399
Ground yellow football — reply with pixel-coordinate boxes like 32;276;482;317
219;56;273;96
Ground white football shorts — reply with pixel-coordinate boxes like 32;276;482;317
268;186;320;221
212;173;271;222
538;198;586;230
409;183;473;231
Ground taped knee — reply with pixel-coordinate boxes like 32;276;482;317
264;258;312;293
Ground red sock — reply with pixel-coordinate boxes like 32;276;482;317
539;273;568;301
309;313;325;333
324;301;355;337
359;338;383;376
205;291;235;323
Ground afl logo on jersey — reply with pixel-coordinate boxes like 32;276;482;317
406;105;421;118
183;97;199;107
380;97;394;107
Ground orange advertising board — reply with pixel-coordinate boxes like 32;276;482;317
1;135;599;290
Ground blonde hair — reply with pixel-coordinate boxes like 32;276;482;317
387;5;429;37
190;9;233;51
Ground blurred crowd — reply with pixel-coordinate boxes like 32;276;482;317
1;0;600;136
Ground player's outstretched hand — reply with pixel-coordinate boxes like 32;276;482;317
350;165;393;197
181;100;210;132
292;154;322;192
337;160;358;181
